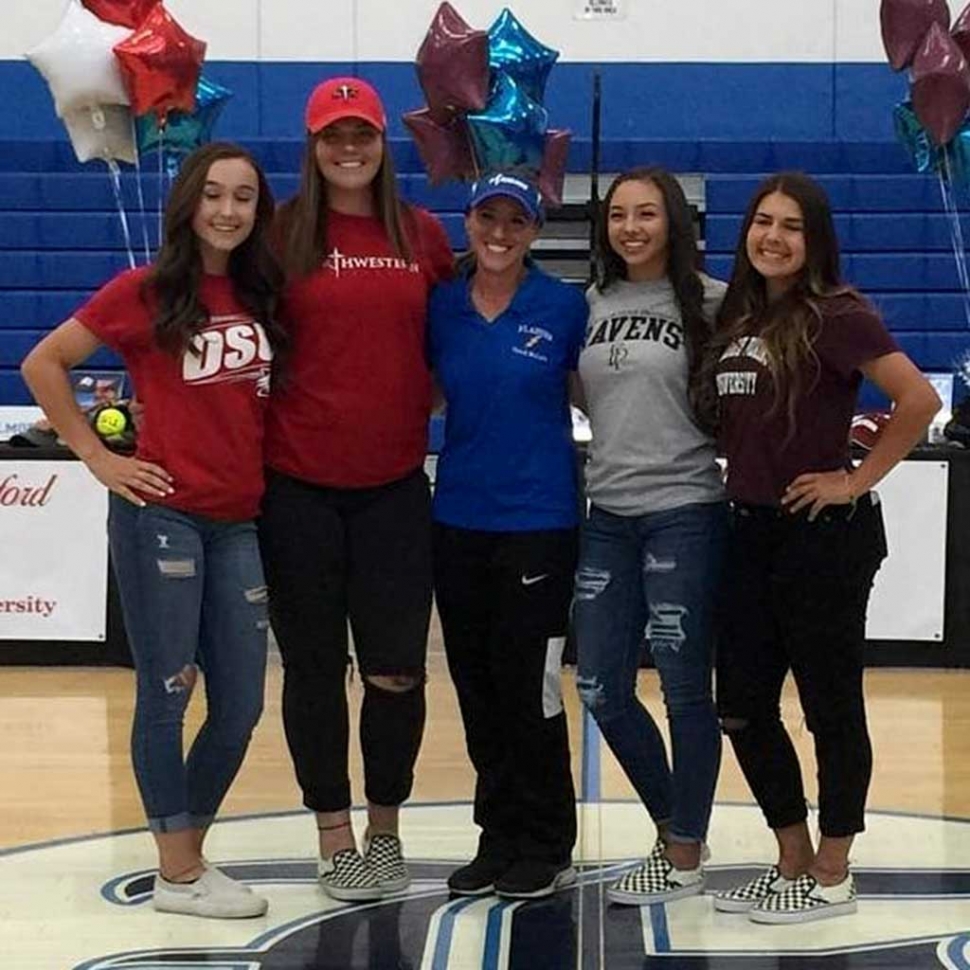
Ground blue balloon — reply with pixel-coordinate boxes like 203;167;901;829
136;75;233;157
488;8;559;104
893;100;940;175
467;72;548;174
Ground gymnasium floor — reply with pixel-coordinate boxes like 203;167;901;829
2;618;969;969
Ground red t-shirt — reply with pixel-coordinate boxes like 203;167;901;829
265;206;453;488
715;295;899;505
75;267;272;521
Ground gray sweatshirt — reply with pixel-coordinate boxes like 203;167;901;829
579;274;727;515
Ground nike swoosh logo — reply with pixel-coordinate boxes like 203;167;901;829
521;573;549;586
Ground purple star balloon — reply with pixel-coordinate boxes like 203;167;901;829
880;0;950;71
403;107;478;184
416;2;490;124
912;22;970;145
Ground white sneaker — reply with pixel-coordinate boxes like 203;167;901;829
153;865;268;919
748;872;857;924
318;848;384;902
714;865;795;913
607;852;704;905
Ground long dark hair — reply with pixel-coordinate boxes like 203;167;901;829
144;142;286;362
708;171;861;435
593;168;713;427
276;129;414;278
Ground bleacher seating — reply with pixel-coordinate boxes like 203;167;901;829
705;174;970;377
3;139;970;405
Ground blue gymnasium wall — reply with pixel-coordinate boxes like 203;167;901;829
1;0;967;405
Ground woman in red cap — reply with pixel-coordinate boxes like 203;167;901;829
259;77;454;901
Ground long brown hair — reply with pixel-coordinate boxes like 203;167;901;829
593;167;713;429
705;171;862;435
276;130;414;277
143;142;286;361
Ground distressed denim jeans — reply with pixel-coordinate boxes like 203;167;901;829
108;495;268;833
574;501;727;843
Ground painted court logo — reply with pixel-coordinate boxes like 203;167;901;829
25;806;968;970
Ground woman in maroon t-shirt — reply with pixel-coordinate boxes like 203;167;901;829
21;143;285;919
707;173;939;924
257;76;453;903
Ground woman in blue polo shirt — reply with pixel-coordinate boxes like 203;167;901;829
429;173;587;901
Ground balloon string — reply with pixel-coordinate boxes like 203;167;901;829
106;159;136;270
939;146;970;327
131;122;151;264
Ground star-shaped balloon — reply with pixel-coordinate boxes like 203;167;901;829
27;0;131;117
880;0;951;71
911;22;970;145
81;0;156;29
416;2;490;124
114;3;206;122
537;129;571;207
64;103;137;164
403;108;477;184
488;8;559;104
136;76;233;156
467;72;548;174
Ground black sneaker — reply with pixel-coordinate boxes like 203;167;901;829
495;859;577;899
447;855;512;896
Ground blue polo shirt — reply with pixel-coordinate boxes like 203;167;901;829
428;265;588;531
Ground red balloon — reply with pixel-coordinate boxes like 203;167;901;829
113;4;206;122
81;0;156;29
537;129;570;207
881;0;951;71
416;2;490;124
953;2;970;59
912;22;970;145
403;108;477;185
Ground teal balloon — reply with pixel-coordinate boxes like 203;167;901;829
893;100;940;175
136;76;233;157
488;8;559;104
467;72;548;174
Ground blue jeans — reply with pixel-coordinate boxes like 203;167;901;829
574;501;727;843
109;495;268;833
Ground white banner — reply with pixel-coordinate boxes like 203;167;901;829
0;461;108;641
867;461;948;642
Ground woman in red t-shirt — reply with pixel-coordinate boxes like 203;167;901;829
706;172;940;924
257;77;453;902
21;142;286;919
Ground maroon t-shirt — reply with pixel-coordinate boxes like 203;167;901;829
715;295;899;506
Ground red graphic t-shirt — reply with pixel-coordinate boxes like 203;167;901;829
265;206;453;488
715;295;899;506
76;267;272;521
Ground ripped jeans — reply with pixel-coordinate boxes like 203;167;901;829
108;495;268;833
574;501;727;843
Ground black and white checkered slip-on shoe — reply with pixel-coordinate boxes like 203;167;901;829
713;865;796;913
606;851;704;905
748;872;857;924
363;832;411;893
318;848;384;902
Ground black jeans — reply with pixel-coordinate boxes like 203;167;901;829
717;493;888;838
258;467;432;813
432;524;578;864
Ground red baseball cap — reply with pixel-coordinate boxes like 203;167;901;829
305;77;386;134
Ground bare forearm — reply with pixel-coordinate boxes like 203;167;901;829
849;391;940;495
21;354;107;463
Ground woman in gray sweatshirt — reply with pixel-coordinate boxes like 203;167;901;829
574;167;727;905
